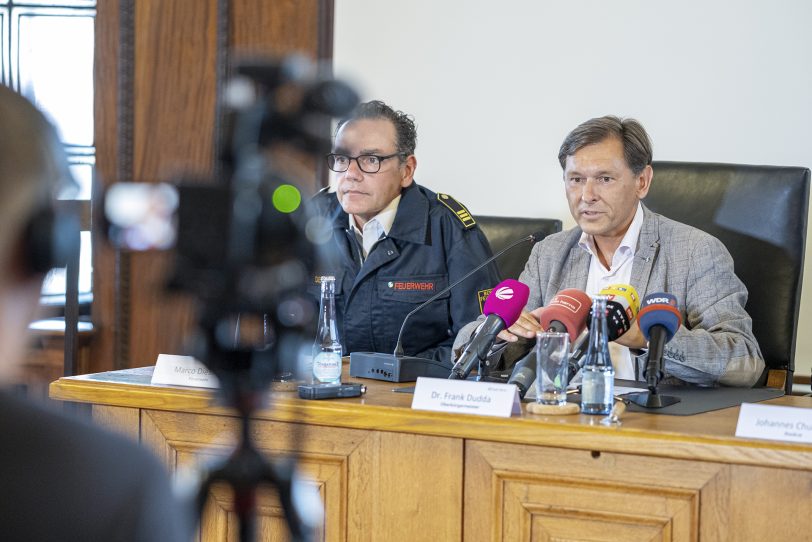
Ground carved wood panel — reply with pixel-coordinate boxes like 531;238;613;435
83;399;812;541
139;409;463;541
465;439;731;542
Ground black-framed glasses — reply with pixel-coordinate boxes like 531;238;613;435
326;152;406;173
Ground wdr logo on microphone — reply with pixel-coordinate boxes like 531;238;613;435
646;296;676;306
495;286;514;300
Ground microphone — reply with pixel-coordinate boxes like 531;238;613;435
627;293;682;408
567;283;640;382
538;289;592;343
602;283;640;336
449;280;530;380
350;232;544;382
507;288;591;398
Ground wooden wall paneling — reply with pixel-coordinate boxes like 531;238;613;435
92;0;335;371
133;0;219;172
230;0;322;57
228;0;334;191
90;0;122;373
127;0;220;368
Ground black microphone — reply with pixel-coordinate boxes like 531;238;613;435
567;330;590;380
566;283;640;382
507;289;591;398
449;280;530;380
350;231;545;382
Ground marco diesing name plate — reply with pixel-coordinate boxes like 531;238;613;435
151;354;219;389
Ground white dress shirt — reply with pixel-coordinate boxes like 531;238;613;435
350;195;401;259
577;203;645;380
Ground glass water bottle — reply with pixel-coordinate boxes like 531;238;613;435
312;276;342;384
580;295;615;414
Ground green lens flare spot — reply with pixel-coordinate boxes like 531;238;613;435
272;184;302;213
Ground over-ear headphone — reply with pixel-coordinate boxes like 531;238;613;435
23;203;81;276
0;85;81;277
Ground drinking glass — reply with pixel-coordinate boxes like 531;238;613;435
535;332;570;406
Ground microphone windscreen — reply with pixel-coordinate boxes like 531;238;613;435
597;283;641;339
637;292;681;341
600;283;640;320
539;288;591;342
483;279;530;327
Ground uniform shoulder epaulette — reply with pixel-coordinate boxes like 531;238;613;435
437;193;476;229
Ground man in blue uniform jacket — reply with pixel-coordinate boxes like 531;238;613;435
313;100;500;365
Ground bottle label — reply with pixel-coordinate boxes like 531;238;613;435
580;370;614;414
313;351;342;383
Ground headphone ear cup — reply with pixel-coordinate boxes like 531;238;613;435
24;206;80;276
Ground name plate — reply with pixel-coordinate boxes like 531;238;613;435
411;377;521;418
735;403;812;444
151;354;219;389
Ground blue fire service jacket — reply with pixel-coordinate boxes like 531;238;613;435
312;182;500;366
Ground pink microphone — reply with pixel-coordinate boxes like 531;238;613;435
449;279;530;380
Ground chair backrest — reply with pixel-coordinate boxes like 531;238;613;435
645;161;810;392
476;216;563;280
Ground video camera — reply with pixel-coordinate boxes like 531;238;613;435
105;55;357;389
104;55;359;541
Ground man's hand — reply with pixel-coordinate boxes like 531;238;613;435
497;307;544;342
612;319;648;350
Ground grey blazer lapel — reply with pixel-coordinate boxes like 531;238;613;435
630;206;661;296
561;245;590;292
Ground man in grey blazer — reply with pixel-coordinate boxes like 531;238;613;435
454;115;764;387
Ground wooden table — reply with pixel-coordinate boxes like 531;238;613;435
50;367;812;541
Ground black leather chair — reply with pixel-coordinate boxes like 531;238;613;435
645;161;810;393
476;216;563;280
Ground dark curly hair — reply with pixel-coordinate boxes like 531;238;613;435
558;115;652;175
336;100;417;158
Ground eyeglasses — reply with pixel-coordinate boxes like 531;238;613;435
326;152;405;174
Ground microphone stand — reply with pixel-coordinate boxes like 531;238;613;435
448;316;505;380
626;327;680;408
628;385;680;409
394;232;540;355
461;342;511;383
352;232;541;382
474;359;508;382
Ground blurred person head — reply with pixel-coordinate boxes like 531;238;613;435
328;100;418;228
0;85;77;381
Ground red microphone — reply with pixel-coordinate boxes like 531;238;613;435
538;288;592;343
